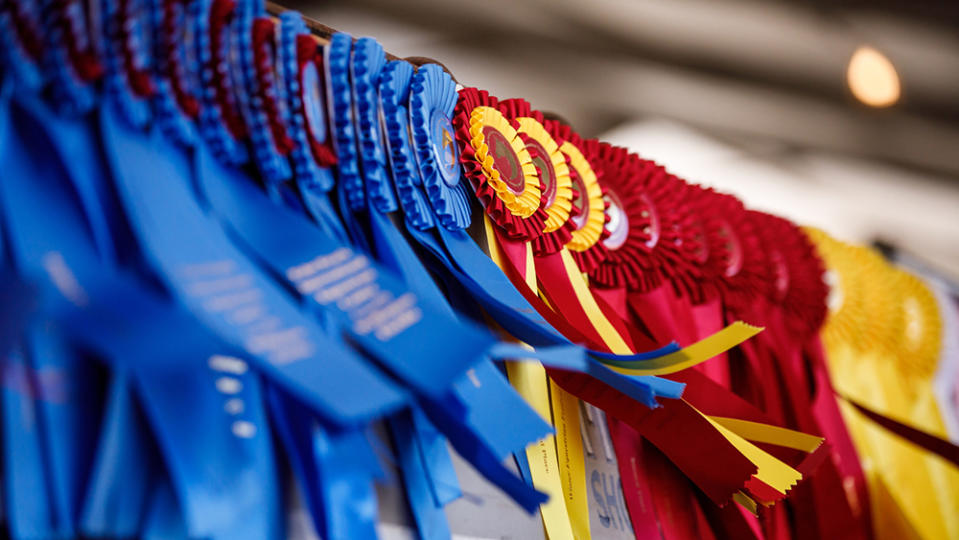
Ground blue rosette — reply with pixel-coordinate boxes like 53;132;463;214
0;0;45;91
350;37;397;213
325;33;363;209
194;0;248;165
237;2;292;185
409;63;471;230
278;11;335;191
148;0;200;146
378;59;435;230
100;0;154;128
39;0;103;116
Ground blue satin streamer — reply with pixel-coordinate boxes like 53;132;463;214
141;477;191;540
265;387;328;536
0;98;102;540
192;143;497;402
1;343;55;540
362;203;460;535
10;84;156;540
79;376;156;537
97;102;409;424
0;81;49;540
1;93;286;540
367;207;555;460
266;380;386;540
388;408;453;539
312;422;383;540
37;258;284;540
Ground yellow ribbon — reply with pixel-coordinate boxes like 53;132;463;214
808;228;959;540
603;321;763;376
506;359;577;540
549;379;591;540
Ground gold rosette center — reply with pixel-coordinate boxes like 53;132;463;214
561;141;605;253
467;106;540;218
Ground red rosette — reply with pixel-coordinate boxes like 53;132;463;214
586;142;697;294
655;172;709;302
453;87;549;241
748;211;828;340
683;184;732;304
498;98;576;255
542;119;611;274
295;35;337;168
698;192;773;323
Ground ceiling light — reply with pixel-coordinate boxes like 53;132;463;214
847;46;901;108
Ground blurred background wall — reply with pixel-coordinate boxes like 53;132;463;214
286;0;959;278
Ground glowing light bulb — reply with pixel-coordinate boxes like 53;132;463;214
847;46;901;108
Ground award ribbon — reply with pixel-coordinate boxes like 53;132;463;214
449;87;817;516
276;13;346;242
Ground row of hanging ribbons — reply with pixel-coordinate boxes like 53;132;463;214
0;0;955;539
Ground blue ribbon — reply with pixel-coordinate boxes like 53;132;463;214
101;0;153;128
194;0;249;165
141;478;190;540
0;0;45;91
277;13;350;244
408;64;472;230
149;0;200;146
326;32;364;211
39;0;98;115
0;85;101;540
237;3;292;186
352;37;396;213
2;77;287;539
380;59;436;231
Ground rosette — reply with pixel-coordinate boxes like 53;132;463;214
704;192;772;325
804;232;894;376
409;64;471;230
40;0;104;115
351;36;396;212
586;142;695;295
544;119;610;274
100;0;155;128
681;184;731;305
748;211;828;340
237;4;294;184
498;99;574;256
804;228;870;349
151;0;201;145
654;172;707;303
325;32;363;208
806;230;959;540
195;0;248;165
278;12;336;191
453;87;547;240
0;0;45;90
889;268;942;380
742;212;867;539
379;59;435;230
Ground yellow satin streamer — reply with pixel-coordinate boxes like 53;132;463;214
557;248;632;354
699;409;804;499
709;416;824;453
506;359;576;540
485;221;584;539
601;321;763;376
733;491;759;516
549;380;591;540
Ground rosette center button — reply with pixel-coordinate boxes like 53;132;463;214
482;126;524;194
430;110;460;187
